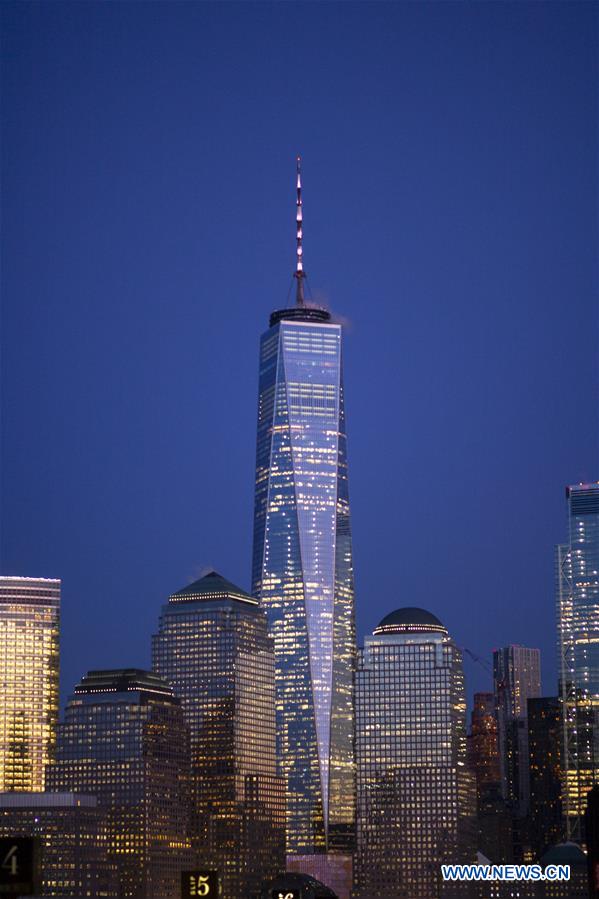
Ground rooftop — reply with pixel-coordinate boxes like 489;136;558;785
0;792;97;808
540;842;586;866
269;306;332;327
74;668;175;700
374;607;447;636
169;570;257;606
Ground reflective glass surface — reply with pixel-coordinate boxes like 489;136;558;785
0;577;60;792
557;484;599;834
354;626;473;898
252;317;356;853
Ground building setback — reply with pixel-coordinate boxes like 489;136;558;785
152;571;285;899
0;577;60;792
46;669;191;899
0;791;117;898
354;607;475;899
251;159;356;861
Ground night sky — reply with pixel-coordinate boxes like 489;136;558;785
1;1;597;707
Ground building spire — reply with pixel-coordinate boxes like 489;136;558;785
294;155;305;306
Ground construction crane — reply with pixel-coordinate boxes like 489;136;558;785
463;647;493;675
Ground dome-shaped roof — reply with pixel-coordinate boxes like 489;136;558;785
540;842;586;866
374;607;446;636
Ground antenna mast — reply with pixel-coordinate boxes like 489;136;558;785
294;156;305;306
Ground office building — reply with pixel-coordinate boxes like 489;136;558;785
528;697;564;858
468;693;501;795
467;693;512;863
251;158;356;857
0;576;60;792
0;791;117;897
557;482;599;841
353;608;475;899
493;646;541;815
152;571;285;899
46;669;191;899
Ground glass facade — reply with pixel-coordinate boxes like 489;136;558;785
251;308;356;854
556;483;599;840
0;577;60;792
152;571;285;899
0;791;117;897
46;669;192;899
466;693;512;864
493;645;541;818
353;608;475;899
527;697;564;857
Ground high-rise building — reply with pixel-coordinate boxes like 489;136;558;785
584;784;599;898
467;693;512;863
353;608;475;899
528;697;564;858
0;576;60;792
468;693;501;795
493;646;541;817
557;482;599;841
0;791;117;897
46;669;191;899
251;158;356;859
152;571;285;899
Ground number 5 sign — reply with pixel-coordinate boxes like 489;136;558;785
0;837;38;895
181;870;220;897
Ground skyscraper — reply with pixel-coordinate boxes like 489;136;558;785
557;482;599;841
353;608;475;899
527;696;563;857
468;693;501;795
46;669;191;899
0;576;60;792
251;158;356;858
152;571;285;899
493;646;541;815
467;693;512;863
0;791;117;898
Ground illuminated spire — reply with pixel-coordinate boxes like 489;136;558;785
294;155;305;306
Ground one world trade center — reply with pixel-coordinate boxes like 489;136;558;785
251;159;356;860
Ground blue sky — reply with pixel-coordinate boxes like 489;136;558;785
1;1;597;704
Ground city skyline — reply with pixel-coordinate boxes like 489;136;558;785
1;1;598;713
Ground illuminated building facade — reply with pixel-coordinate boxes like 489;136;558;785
493;645;541;815
46;669;191;899
467;693;512;863
527;697;563;858
152;571;285;899
0;576;60;792
251;159;356;856
354;608;475;899
468;693;501;795
557;483;599;841
0;791;117;897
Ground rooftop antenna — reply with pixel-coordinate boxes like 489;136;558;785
294;155;305;306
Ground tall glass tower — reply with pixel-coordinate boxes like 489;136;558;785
557;482;599;841
152;571;286;899
251;159;356;856
353;608;475;898
0;576;60;792
47;669;192;899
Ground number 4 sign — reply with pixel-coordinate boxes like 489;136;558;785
0;837;38;895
